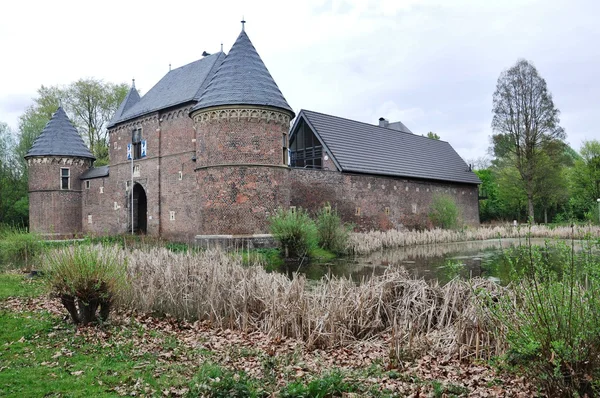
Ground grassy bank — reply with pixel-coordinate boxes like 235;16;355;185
0;272;534;397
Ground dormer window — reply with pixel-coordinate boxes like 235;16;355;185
60;168;70;190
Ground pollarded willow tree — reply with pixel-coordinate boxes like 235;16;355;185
491;59;565;222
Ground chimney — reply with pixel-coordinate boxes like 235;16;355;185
378;117;389;128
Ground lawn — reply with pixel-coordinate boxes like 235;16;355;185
0;272;537;397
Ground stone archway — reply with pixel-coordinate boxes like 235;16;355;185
132;183;147;234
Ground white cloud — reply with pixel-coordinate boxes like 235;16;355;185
1;0;598;160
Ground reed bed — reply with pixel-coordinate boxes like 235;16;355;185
118;246;505;357
348;224;600;255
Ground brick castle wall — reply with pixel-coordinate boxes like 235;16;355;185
289;168;480;231
27;157;91;237
191;106;293;236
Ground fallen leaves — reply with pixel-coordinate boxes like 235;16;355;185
1;294;543;397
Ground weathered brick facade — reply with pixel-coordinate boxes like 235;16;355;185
27;157;92;237
289;168;480;231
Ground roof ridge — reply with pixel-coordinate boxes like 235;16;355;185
300;109;448;143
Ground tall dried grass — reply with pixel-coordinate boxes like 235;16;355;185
348;225;600;255
117;246;504;357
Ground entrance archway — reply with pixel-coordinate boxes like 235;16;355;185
132;183;147;234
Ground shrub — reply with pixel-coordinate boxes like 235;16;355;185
280;370;358;398
188;363;266;398
43;245;128;325
489;238;600;396
269;208;318;258
0;226;44;270
315;206;352;254
428;194;460;229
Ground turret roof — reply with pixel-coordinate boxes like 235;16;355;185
25;107;95;160
192;30;294;116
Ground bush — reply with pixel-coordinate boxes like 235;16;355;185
43;245;128;325
315;206;352;254
489;238;600;396
0;226;44;270
188;363;266;398
280;370;358;397
428;194;460;229
269;208;318;258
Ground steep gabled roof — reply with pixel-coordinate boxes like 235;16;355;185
25;107;95;160
292;110;481;185
108;52;226;127
109;82;140;126
192;30;294;115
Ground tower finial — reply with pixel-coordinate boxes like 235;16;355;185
241;17;246;31
132;78;135;88
169;63;171;72
221;42;223;52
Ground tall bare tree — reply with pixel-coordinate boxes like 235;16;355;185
491;59;565;222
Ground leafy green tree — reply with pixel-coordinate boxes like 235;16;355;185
0;122;28;226
426;131;440;140
491;59;565;223
569;140;600;220
65;79;128;164
474;168;501;222
17;79;128;166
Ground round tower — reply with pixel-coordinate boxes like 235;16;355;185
190;25;294;235
25;107;95;237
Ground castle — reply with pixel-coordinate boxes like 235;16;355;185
25;24;481;244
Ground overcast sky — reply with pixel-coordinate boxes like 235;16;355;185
1;0;598;163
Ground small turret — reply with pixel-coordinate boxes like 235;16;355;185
25;107;95;238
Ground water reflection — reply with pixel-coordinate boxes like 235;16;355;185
278;238;598;285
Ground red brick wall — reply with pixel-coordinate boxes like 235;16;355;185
289;168;480;231
27;156;91;237
196;165;290;235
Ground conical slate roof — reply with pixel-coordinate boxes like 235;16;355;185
192;30;294;115
25;107;95;160
109;82;141;126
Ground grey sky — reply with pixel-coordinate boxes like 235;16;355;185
1;0;598;163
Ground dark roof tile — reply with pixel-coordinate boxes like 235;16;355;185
295;110;480;185
25;107;95;160
80;165;109;180
192;31;294;115
108;52;225;127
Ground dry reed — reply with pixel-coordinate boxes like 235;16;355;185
348;224;600;255
117;246;505;357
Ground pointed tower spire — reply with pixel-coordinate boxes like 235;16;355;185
107;80;141;127
241;17;246;31
192;29;294;116
25;107;95;160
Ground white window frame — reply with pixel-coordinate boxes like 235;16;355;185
85;180;90;190
169;211;175;221
60;168;70;190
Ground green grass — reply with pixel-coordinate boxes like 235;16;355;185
0;273;47;300
0;309;199;397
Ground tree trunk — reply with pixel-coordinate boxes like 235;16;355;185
544;208;548;224
527;194;535;224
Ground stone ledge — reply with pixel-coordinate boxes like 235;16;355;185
194;234;276;250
